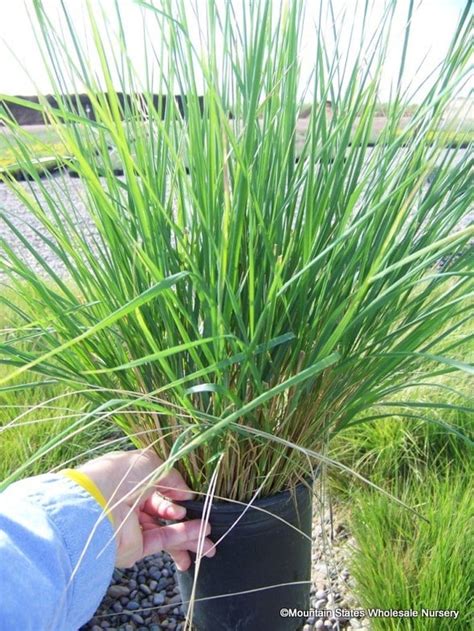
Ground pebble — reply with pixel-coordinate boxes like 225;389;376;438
131;613;145;624
125;601;140;611
159;604;173;615
315;621;325;630
106;585;130;599
167;594;182;606
139;584;151;595
316;599;328;609
315;589;327;600
153;592;166;606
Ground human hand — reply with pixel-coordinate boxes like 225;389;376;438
76;449;215;569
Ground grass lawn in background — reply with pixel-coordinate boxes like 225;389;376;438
350;471;472;629
0;124;68;174
0;379;91;479
329;316;472;629
0;124;63;153
0;290;122;479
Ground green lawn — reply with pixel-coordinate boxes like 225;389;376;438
329;318;472;629
0;125;70;178
0;289;121;480
349;471;472;629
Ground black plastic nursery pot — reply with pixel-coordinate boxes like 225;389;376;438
176;480;313;631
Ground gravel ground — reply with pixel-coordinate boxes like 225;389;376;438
0;172;98;279
79;497;363;631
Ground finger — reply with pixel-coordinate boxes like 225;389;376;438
139;507;190;529
167;537;216;572
141;521;160;531
155;467;195;501
139;512;165;529
132;449;195;501
168;549;191;572
142;493;187;520
173;537;216;557
141;532;216;554
142;519;211;557
138;510;159;526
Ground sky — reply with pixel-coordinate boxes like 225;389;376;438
0;0;470;103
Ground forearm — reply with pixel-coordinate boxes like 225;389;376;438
0;473;116;631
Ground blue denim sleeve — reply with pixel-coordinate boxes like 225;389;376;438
0;473;116;631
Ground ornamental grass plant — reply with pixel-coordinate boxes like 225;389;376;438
0;0;472;503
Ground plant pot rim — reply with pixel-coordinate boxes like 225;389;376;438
177;472;317;515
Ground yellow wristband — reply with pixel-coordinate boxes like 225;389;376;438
61;469;114;525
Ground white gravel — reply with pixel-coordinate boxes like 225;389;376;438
0;172;99;278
